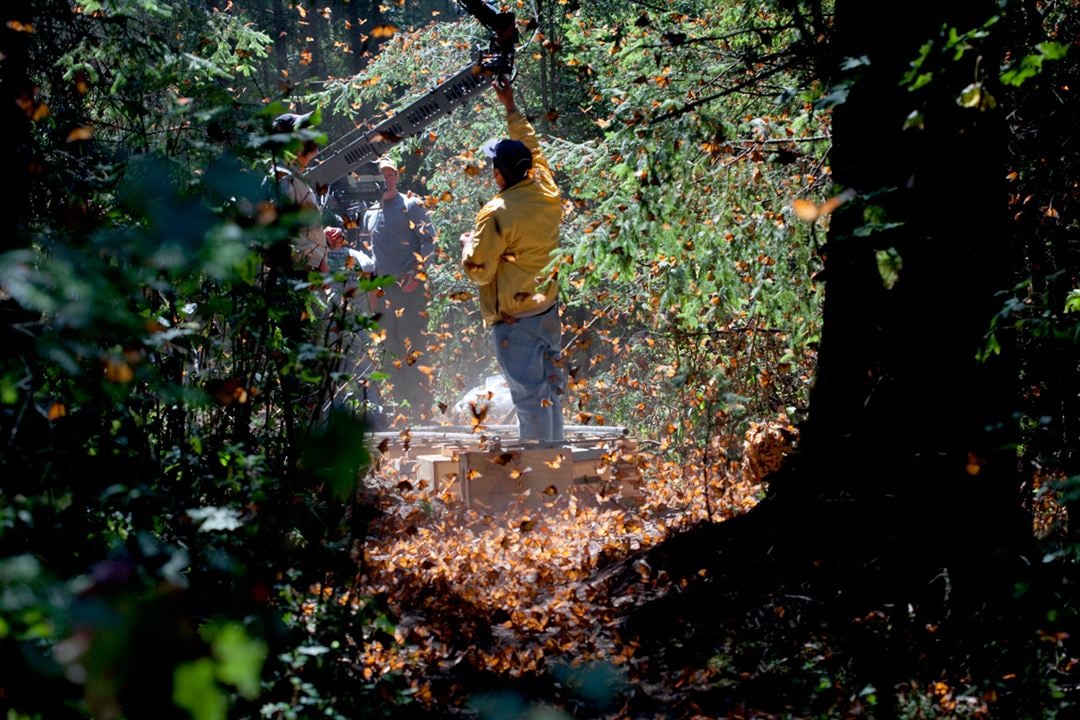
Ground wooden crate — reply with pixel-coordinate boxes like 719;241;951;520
566;440;644;505
459;447;573;513
415;453;458;494
371;428;644;512
457;443;643;512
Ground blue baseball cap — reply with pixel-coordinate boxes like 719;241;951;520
481;138;532;179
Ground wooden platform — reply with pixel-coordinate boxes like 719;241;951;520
371;425;643;513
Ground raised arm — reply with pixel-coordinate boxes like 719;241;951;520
495;80;556;190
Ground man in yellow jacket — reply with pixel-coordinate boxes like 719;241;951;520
461;80;564;444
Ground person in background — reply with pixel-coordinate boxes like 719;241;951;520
360;156;437;424
460;79;565;444
267;112;345;421
271;112;330;273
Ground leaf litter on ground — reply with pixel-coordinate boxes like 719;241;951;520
327;446;767;713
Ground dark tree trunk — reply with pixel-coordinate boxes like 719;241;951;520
309;0;326;80
1;0;35;253
600;1;1062;716
999;1;1080;536
753;0;1038;702
620;1;1042;713
756;0;1030;596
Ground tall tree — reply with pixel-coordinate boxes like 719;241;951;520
620;0;1047;713
785;0;1026;577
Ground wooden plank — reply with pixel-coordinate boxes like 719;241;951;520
369;424;630;450
611;437;644;504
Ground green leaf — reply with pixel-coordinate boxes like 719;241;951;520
901;40;934;88
301;410;371;500
903;110;925;130
853;222;904;237
840;55;871;70
945;26;961;49
0;374;18;404
174;658;227;720
210;622;267;700
875;248;903;290
813;85;849;110
1064;289;1080;314
0;555;43;585
1000;42;1071;86
958;82;996;110
907;72;934;91
1037;41;1070;60
979;332;1002;362
297;644;331;656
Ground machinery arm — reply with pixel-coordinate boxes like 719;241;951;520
303;1;518;191
455;0;518;51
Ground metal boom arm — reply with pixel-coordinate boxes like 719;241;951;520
303;0;518;191
304;61;501;189
455;0;518;51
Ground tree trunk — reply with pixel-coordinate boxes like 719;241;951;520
759;0;1034;618
1;0;35;254
309;0;326;81
271;0;288;78
616;2;1044;713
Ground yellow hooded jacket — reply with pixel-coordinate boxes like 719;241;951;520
462;110;562;327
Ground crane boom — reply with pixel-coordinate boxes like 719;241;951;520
303;0;518;192
304;61;501;190
455;0;518;51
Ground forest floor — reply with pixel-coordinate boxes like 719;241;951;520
320;436;1072;720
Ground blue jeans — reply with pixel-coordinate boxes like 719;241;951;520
372;282;431;422
491;307;564;443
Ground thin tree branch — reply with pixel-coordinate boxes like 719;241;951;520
632;24;801;52
648;57;802;125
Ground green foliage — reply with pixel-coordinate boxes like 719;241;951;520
1065;289;1080;315
306;3;827;446
306;1;830;435
875;247;903;290
1000;41;1070;87
899;14;1005;117
0;1;392;717
174;659;229;720
538;1;826;450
